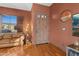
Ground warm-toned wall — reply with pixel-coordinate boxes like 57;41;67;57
49;3;79;52
0;6;31;33
31;4;50;44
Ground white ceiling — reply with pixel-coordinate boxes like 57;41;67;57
37;3;52;6
0;3;52;11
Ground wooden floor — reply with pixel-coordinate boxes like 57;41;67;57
0;43;66;56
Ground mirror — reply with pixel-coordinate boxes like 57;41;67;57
72;14;79;36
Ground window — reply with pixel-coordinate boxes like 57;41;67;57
0;15;17;33
72;14;79;36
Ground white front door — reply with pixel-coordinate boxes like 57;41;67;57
35;13;48;44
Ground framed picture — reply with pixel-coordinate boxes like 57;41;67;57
60;10;71;22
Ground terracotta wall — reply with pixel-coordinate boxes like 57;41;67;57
49;3;79;52
0;6;31;33
31;4;50;44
